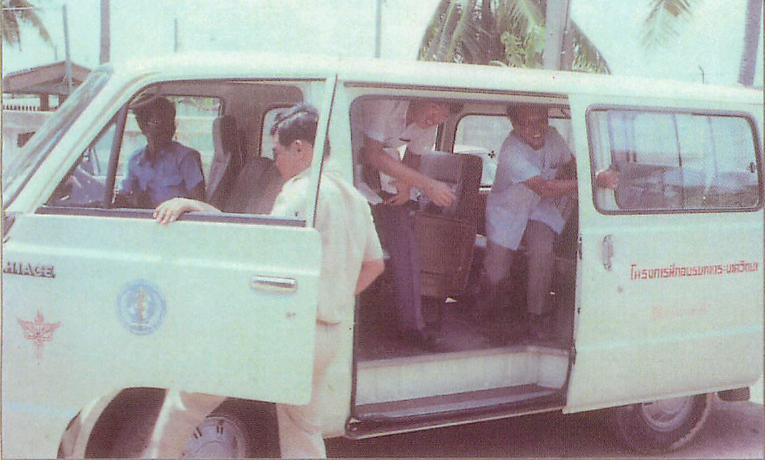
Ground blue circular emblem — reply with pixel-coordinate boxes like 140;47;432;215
116;280;166;335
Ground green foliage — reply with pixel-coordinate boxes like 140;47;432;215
419;0;610;73
642;0;700;50
2;0;52;48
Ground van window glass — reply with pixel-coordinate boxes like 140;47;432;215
46;119;115;207
454;114;507;186
43;80;318;221
589;109;760;212
3;69;111;207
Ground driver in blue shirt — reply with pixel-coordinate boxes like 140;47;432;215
117;95;205;208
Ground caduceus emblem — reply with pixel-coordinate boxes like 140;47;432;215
117;280;166;335
17;311;61;360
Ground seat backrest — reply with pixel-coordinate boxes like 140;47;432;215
415;151;482;298
206;115;241;206
417;151;482;221
221;156;284;215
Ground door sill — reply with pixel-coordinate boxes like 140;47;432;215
348;384;563;439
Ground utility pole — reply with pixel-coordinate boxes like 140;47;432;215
63;5;73;94
543;0;571;71
374;0;382;58
100;0;110;64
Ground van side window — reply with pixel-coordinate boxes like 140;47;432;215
589;109;761;212
453;114;507;187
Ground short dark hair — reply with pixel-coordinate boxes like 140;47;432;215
269;103;319;147
505;104;547;121
133;95;177;137
270;103;330;157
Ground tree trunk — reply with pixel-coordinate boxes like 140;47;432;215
737;0;762;86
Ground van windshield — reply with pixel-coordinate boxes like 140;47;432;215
2;68;111;208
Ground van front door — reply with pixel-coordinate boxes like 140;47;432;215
2;76;335;457
566;95;764;412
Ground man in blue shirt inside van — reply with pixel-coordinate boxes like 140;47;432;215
117;95;205;208
480;104;618;341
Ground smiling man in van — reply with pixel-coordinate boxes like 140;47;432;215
480;104;618;341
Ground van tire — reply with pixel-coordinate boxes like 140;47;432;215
606;393;712;454
96;393;278;458
179;398;279;458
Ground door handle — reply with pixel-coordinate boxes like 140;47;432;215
602;235;613;271
251;276;298;293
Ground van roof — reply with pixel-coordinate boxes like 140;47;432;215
107;52;762;105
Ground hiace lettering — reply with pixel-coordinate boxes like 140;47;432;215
3;261;56;278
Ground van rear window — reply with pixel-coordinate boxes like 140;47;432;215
588;109;761;212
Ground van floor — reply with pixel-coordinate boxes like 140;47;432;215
355;290;573;361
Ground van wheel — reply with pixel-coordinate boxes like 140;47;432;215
101;395;278;458
606;393;712;454
180;399;279;459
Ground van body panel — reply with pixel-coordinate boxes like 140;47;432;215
565;94;764;413
3;53;763;456
2;213;322;457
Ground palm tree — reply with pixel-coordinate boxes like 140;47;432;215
2;0;52;49
641;0;699;51
419;0;610;73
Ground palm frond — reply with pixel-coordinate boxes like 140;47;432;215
419;0;452;60
2;0;52;46
569;21;610;74
642;0;699;50
2;10;21;45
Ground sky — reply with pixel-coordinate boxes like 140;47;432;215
1;0;762;87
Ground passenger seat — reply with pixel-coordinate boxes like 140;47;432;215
415;151;482;299
221;157;284;215
207;115;244;209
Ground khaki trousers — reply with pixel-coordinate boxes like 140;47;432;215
483;220;556;316
143;323;341;459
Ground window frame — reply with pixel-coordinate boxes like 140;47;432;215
586;104;764;215
36;79;328;228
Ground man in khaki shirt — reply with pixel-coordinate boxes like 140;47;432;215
146;103;384;458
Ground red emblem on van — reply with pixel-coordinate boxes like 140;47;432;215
18;311;61;360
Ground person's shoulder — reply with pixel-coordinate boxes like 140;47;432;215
172;141;201;157
500;131;524;153
127;146;146;165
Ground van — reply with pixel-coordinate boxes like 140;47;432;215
2;53;762;458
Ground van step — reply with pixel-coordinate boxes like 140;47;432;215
355;384;558;421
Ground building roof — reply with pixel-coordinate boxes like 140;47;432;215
2;61;91;95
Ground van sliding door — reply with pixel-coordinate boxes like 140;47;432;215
566;96;764;412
